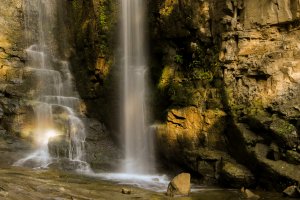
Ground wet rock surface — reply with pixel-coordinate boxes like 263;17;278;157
83;118;122;171
0;134;31;167
0;167;165;200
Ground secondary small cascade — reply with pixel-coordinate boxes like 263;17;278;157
14;0;88;170
120;0;155;174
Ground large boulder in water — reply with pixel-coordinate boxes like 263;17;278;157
166;173;191;197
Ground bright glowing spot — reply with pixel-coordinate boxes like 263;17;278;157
41;129;58;145
46;130;57;139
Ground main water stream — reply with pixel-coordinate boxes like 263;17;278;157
120;0;154;174
85;0;167;189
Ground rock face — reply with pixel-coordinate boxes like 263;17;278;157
67;0;120;134
150;0;300;191
0;1;46;161
65;0;122;170
219;161;255;188
0;0;31;135
166;173;191;197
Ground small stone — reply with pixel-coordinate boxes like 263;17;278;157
241;187;260;199
121;188;131;195
152;178;159;182
166;173;190;197
283;185;300;198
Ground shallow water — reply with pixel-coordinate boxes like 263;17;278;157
85;172;170;192
0;167;293;200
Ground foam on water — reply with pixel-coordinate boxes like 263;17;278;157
85;172;170;192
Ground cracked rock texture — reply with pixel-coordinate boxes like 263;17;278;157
150;0;300;190
0;0;31;135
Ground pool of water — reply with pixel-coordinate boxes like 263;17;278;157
83;171;292;200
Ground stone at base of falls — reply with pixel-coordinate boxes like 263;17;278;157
166;173;191;197
47;159;89;171
241;187;260;199
121;188;132;195
283;185;300;198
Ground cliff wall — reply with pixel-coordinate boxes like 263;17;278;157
150;0;300;190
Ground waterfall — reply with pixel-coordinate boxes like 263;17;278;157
121;0;155;174
14;0;88;170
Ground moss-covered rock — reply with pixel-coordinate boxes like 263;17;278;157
286;150;300;165
269;119;298;149
67;0;120;133
219;161;255;188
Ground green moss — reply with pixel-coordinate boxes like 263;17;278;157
158;65;174;90
174;54;183;64
100;0;117;56
189;46;220;73
270;118;296;137
159;0;178;17
99;6;107;28
168;81;201;106
192;69;213;81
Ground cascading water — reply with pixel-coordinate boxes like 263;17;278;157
121;0;155;174
14;0;88;170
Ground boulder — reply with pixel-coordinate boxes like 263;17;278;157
269;119;298;149
283;185;300;198
286;150;300;165
166;173;191;197
241;187;260;199
219;161;255;188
